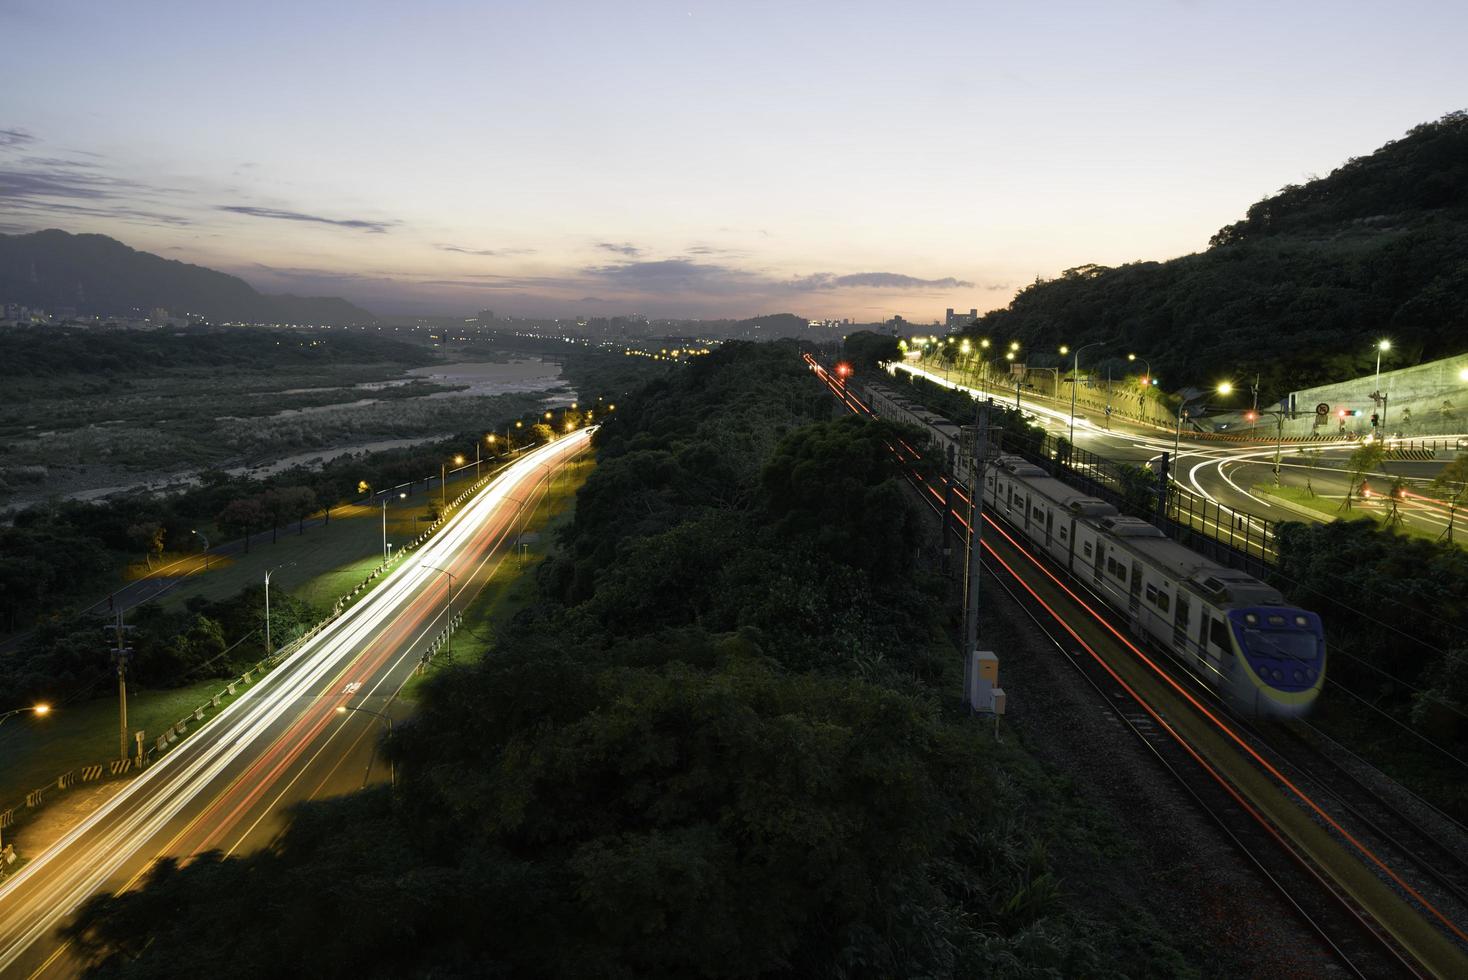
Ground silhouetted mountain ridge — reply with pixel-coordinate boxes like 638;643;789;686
0;230;376;324
961;111;1468;397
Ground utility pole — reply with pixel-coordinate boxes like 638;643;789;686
104;614;135;764
963;400;991;701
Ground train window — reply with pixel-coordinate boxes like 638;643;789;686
1156;592;1169;613
1145;583;1158;602
1084;541;1093;558
1209;618;1231;650
1059;527;1068;541
1033;505;1044;520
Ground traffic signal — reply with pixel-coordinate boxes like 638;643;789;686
1371;413;1379;427
1337;409;1347;419
1244;411;1258;422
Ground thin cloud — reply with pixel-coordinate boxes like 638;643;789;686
585;258;975;296
794;271;975;290
595;241;644;257
218;205;397;233
435;243;536;256
685;243;749;258
0;166;142;201
0;129;36;148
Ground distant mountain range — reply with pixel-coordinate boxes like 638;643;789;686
0;230;376;324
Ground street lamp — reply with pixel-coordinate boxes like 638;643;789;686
1005;351;1020;409
1374;340;1391;430
1064;341;1108;445
382;491;406;560
1173;382;1236;467
335;705;395;788
264;561;295;658
0;703;50;729
441;455;466;509
421;563;458;659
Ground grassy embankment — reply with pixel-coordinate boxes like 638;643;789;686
398;455;591;703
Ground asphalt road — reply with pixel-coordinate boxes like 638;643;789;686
0;430;592;979
896;363;1465;539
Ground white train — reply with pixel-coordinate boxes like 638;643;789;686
863;380;1324;717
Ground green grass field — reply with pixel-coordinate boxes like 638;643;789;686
156;465;493;612
1;678;235;807
1254;482;1459;545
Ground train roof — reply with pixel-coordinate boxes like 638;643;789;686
995;456;1117;517
1096;516;1284;606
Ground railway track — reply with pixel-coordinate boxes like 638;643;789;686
981;545;1416;978
809;358;1468;976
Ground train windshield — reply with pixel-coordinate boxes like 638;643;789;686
1240;627;1319;663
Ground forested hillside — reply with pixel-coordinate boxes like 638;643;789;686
61;343;1194;978
966;111;1468;399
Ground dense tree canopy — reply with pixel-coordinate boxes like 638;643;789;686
63;341;1191;978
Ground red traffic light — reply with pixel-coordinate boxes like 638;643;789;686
1244;411;1258;422
1337;408;1347;418
835;362;852;379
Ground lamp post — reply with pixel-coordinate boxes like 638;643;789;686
335;705;395;788
421;563;458;659
1173;383;1234;477
1374;339;1391;431
381;492;405;561
1005;351;1020;409
1029;367;1060;398
1247;410;1288;485
191;529;210;571
0;703;50;730
264;561;295;659
0;703;48;851
441;454;465;509
1173;403;1188;465
1061;341;1107;446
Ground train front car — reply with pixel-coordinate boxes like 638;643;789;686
1227;607;1326;717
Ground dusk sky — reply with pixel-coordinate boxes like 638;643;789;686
3;0;1465;320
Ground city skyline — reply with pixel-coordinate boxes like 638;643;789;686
3;0;1465;319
